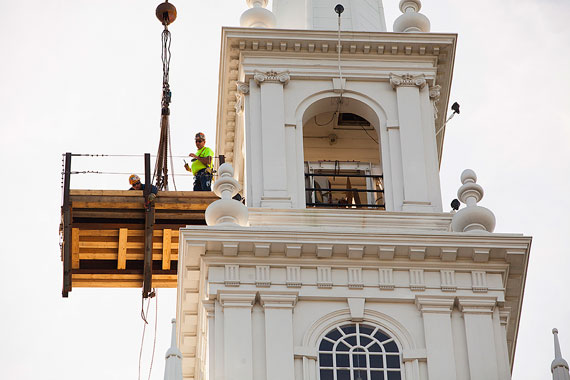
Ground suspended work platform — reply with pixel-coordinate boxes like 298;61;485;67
60;153;220;297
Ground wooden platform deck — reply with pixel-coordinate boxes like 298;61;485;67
61;190;218;295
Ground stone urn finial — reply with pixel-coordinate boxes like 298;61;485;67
393;0;431;33
451;169;496;233
205;163;248;227
240;0;276;28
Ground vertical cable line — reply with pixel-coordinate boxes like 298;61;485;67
337;11;344;104
153;10;177;191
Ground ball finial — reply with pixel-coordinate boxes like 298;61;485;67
156;1;177;26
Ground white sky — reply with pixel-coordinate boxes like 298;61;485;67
0;0;569;379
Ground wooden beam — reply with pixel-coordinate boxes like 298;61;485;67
117;228;128;270
162;228;172;270
143;153;154;298
72;273;177;288
71;228;80;269
62;152;72;297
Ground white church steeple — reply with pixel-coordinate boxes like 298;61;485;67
173;2;533;379
272;0;387;31
552;328;570;380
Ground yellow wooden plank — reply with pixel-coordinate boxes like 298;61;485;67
70;190;142;196
78;253;178;260
73;274;142;280
80;230;120;237
73;281;143;288
154;203;212;211
117;228;128;270
79;241;170;249
72;274;177;288
72;201;144;209
71;228;80;269
162;229;172;270
72;274;177;280
79;241;119;249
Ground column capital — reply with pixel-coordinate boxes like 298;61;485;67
202;300;216;318
218;291;257;310
254;70;290;86
259;292;298;309
235;81;250;114
429;84;441;100
390;73;426;90
415;296;455;314
457;297;497;314
236;81;250;94
499;308;511;327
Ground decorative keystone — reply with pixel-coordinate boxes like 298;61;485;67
393;0;431;33
240;0;276;28
451;169;496;233
205;163;249;226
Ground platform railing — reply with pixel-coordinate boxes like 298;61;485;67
304;172;385;209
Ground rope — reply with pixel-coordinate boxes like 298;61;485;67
360;124;379;144
64;153;223;159
148;289;158;380
69;153;146;158
168;119;177;191
138;289;159;380
337;13;344;103
138;296;151;380
154;25;174;191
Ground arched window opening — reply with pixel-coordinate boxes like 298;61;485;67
303;98;384;209
318;323;401;380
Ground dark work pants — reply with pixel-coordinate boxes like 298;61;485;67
194;170;212;191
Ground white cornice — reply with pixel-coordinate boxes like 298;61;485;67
248;208;453;231
215;27;457;165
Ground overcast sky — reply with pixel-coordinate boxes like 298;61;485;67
0;0;569;379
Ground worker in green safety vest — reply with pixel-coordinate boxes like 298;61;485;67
185;132;214;191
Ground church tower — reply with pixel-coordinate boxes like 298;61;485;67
175;1;532;380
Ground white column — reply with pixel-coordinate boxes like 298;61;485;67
386;120;404;211
260;293;298;380
416;297;457;380
245;77;263;207
495;309;512;380
390;74;432;212
458;297;500;380
203;301;216;380
254;70;292;208
403;358;420;380
219;292;257;380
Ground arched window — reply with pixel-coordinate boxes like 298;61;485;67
318;323;402;380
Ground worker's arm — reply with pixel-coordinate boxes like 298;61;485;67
189;153;212;166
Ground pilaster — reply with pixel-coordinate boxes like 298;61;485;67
390;73;432;212
254;70;292;208
260;293;298;380
203;301;216;380
219;292;257;380
458;297;500;380
416;296;457;380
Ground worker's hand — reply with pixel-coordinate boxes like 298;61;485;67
148;193;157;203
184;163;191;172
189;153;197;159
